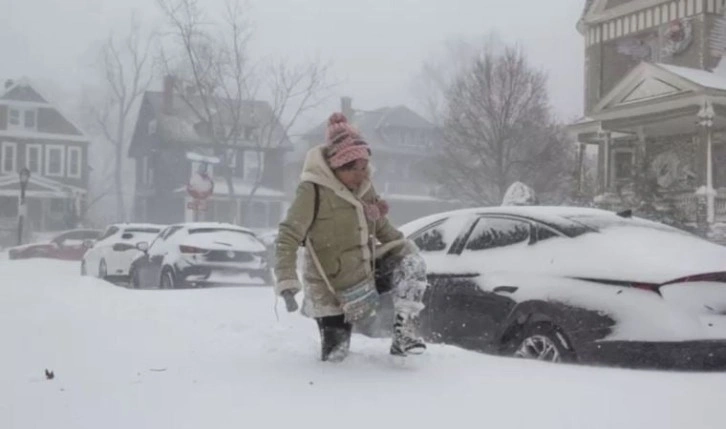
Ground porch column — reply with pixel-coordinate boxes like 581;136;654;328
697;100;716;224
597;131;611;193
577;142;585;195
635;127;647;180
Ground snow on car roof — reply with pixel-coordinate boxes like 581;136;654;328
109;223;165;231
170;222;255;234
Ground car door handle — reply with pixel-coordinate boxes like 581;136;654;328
493;286;518;294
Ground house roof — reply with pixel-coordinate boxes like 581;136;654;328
0;77;90;141
568;61;726;140
579;0;669;29
142;91;292;149
302;105;437;154
656;64;726;92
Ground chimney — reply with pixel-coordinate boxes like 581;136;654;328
341;96;353;120
163;75;175;114
4;79;14;90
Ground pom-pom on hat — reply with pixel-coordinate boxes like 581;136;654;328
324;113;371;170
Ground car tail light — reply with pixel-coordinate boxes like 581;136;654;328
632;282;661;295
180;245;205;254
662;272;726;285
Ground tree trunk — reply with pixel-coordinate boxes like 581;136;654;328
225;171;236;224
115;119;127;221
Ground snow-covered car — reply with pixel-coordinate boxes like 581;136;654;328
129;222;272;289
366;206;726;370
8;229;101;261
81;223;165;281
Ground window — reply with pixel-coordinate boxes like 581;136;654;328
536;225;561;243
24;109;36;130
1;141;17;174
8;108;21;128
99;226;120;241
413;221;450;253
7;107;37;130
26;144;42;174
0;196;18;217
464;218;531;252
67;147;82;178
243;151;264;182
140;156;154;185
46;145;65;177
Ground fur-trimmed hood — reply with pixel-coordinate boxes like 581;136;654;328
300;145;372;205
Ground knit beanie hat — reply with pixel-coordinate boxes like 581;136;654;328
325;113;371;169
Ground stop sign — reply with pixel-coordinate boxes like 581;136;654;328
187;171;215;200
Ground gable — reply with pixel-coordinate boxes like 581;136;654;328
621;77;681;103
592;62;701;113
1;85;47;103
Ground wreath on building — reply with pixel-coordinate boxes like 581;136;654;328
661;18;693;58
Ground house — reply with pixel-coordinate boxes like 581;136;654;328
0;78;90;245
295;97;459;225
569;0;726;228
128;77;292;229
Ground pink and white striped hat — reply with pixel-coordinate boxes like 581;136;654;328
324;113;371;170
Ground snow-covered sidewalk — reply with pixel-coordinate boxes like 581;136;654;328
1;259;725;429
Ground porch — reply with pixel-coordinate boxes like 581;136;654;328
570;62;726;226
0;174;86;247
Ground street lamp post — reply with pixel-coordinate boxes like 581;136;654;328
17;167;30;245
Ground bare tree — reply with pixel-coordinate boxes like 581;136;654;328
423;42;573;205
94;16;156;221
157;0;330;223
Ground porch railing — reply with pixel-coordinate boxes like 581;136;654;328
669;191;726;221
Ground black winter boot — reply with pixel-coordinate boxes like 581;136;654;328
317;315;352;362
390;313;426;356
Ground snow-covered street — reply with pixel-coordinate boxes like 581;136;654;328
2;258;726;429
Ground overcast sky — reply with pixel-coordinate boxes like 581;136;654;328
1;0;586;131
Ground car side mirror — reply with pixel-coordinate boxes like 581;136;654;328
136;241;149;252
82;239;94;249
121;233;134;240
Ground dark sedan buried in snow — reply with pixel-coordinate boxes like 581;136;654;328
129;222;272;289
362;206;726;370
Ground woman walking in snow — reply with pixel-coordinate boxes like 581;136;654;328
274;113;429;362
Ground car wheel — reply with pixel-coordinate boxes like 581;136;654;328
98;259;108;280
81;260;87;276
510;322;576;364
129;268;141;289
160;267;176;290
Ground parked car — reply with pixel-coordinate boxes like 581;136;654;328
363;206;726;370
7;229;101;261
81;223;165;281
129;222;272;289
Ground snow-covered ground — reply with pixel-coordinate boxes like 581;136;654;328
2;259;725;429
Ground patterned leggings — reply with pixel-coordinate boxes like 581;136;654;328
376;252;429;317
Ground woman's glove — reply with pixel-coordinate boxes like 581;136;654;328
281;289;299;313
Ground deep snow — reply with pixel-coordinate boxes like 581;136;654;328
2;259;726;429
